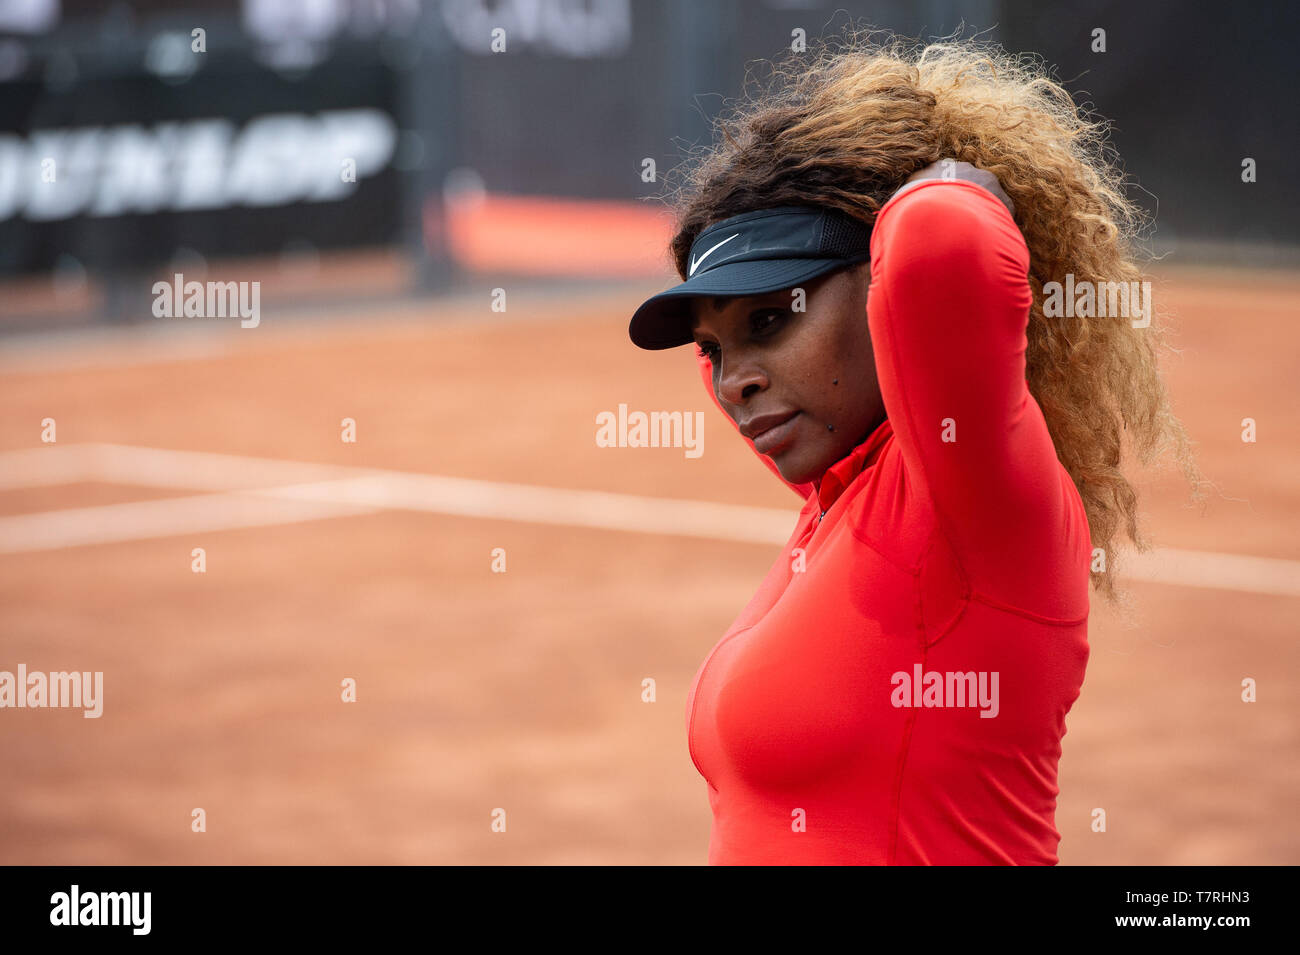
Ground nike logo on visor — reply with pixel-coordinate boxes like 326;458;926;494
689;233;740;276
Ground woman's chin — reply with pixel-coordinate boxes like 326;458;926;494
773;451;819;487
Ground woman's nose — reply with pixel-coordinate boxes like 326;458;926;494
717;357;767;405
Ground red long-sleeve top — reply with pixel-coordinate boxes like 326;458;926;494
685;179;1092;865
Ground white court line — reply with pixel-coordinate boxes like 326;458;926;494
0;443;352;492
251;474;796;545
0;491;380;554
0;443;1296;597
1117;547;1300;599
0;445;100;490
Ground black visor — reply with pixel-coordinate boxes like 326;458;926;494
628;205;871;350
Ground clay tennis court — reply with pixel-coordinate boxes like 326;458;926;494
0;260;1296;865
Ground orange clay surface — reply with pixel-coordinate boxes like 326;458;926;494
0;262;1296;864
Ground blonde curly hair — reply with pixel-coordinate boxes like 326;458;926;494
660;26;1211;609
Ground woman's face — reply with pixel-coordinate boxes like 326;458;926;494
690;260;886;487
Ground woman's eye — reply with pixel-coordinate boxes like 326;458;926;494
752;309;784;334
696;312;782;362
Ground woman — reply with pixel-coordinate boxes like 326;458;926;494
628;33;1205;864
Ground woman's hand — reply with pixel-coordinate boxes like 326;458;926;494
887;159;1016;219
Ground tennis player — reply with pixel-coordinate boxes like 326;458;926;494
628;34;1202;865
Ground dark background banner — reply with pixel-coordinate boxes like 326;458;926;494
0;0;1294;278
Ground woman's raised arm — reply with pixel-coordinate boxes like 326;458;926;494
866;178;1076;605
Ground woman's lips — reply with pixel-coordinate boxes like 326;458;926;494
751;411;802;454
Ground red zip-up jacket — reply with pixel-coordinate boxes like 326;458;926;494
684;179;1092;865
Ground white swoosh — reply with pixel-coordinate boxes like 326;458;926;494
689;233;740;276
